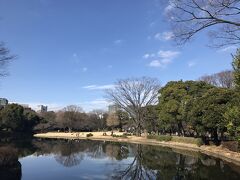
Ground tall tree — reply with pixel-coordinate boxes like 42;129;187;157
165;0;240;47
157;80;213;136
189;88;236;142
59;105;84;132
106;77;161;136
106;113;119;129
232;49;240;90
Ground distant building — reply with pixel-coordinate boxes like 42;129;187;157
108;104;118;114
36;105;48;113
0;98;8;107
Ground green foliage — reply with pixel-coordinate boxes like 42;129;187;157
189;88;236;142
0;104;39;132
224;106;240;138
86;133;93;137
112;134;128;138
123;133;132;136
147;135;172;142
157;80;213;135
232;49;240;90
143;105;159;133
171;136;203;147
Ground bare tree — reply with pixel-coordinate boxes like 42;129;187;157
199;70;233;88
106;77;161;136
217;70;233;88
106;113;120;131
166;0;240;47
58;105;84;132
0;42;15;76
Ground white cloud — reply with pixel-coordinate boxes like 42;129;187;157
149;60;162;67
143;53;155;59
148;58;172;68
83;84;115;90
161;58;172;64
158;50;180;59
114;39;123;45
218;45;238;52
143;54;150;59
164;2;174;14
79;98;110;111
107;65;113;68
82;67;88;72
162;31;174;40
188;61;196;68
145;49;180;68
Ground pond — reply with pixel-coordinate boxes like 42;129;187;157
0;138;240;180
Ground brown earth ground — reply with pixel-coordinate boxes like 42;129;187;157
34;131;240;166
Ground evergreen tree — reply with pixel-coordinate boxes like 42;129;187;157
232;49;240;90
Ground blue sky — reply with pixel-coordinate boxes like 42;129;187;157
0;0;237;111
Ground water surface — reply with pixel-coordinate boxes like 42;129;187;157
0;138;240;180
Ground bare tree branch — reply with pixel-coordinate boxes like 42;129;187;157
0;42;16;77
106;77;161;135
166;0;240;47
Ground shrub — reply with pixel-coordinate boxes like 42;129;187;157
156;135;172;142
112;134;128;138
86;133;93;137
147;135;157;139
221;141;239;152
171;136;203;147
147;135;172;141
123;133;132;136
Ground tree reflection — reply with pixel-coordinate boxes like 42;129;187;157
104;142;129;160
112;144;240;180
111;144;157;179
0;146;21;180
53;140;84;167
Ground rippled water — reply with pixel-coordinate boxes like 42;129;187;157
0;138;240;180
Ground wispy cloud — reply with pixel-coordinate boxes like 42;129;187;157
79;98;110;111
83;84;115;90
154;31;174;41
164;2;174;14
158;50;180;59
148;58;173;68
107;65;113;69
143;53;155;59
82;67;88;72
145;49;180;68
149;60;162;67
114;39;124;45
188;61;196;68
218;45;237;52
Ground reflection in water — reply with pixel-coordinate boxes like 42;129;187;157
0;146;21;180
0;138;240;179
54;141;84;167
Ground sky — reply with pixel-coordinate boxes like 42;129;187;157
0;0;237;112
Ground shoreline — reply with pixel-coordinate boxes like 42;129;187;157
34;132;240;166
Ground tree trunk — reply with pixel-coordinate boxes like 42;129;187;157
213;129;219;144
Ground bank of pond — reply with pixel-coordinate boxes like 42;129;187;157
0;137;240;180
